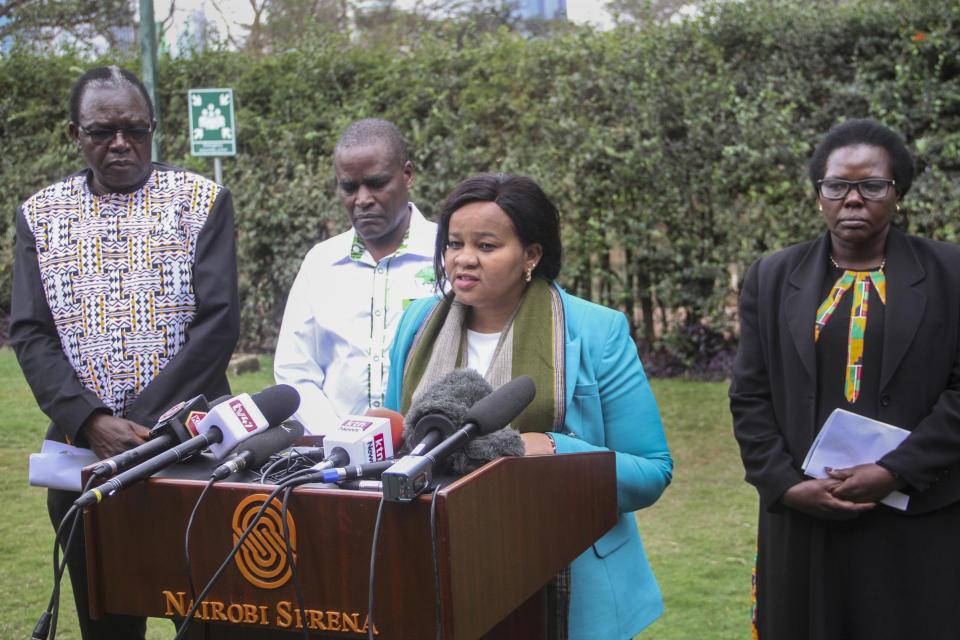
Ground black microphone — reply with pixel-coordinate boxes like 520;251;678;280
90;394;219;479
402;369;493;456
427;375;535;466
212;420;305;480
382;375;536;502
75;385;300;507
446;425;526;476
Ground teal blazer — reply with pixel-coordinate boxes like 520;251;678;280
386;286;673;639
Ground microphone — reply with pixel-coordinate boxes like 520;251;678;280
402;369;493;456
364;407;406;450
75;385;300;507
341;479;383;492
212;419;305;480
446;425;526;476
382;375;536;502
310;413;401;471
89;394;218;479
315;458;396;484
194;385;300;459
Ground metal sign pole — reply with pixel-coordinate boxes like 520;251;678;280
140;0;161;162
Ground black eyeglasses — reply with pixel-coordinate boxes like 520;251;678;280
77;124;153;145
817;178;896;201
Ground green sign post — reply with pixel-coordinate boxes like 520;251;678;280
188;88;236;184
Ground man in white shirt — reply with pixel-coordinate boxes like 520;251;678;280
274;119;437;434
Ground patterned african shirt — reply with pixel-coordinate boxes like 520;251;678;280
11;164;239;441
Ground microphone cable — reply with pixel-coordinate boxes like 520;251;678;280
366;495;387;640
280;485;311;640
172;471;325;640
32;474;96;640
364;483;443;640
184;476;218;607
269;465;328;487
428;485;444;640
259;447;325;484
43;506;77;640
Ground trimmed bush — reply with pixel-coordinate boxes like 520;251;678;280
2;0;958;374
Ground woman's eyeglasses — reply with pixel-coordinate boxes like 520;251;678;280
77;124;153;145
817;178;896;201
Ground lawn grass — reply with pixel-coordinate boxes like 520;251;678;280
1;347;756;639
638;378;756;639
0;348;276;640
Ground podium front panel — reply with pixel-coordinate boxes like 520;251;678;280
84;451;616;639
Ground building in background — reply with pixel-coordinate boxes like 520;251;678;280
517;0;567;20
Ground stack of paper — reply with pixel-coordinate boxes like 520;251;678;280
802;408;911;510
28;440;98;491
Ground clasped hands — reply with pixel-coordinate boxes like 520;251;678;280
781;463;906;520
81;411;150;460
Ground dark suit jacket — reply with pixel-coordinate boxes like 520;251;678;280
731;227;960;515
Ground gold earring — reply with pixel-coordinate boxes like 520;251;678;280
896;204;901;212
818;203;823;212
525;265;533;282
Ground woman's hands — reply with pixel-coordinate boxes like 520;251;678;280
781;463;905;519
826;463;905;503
782;478;876;519
520;432;555;455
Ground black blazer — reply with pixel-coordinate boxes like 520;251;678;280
731;227;960;515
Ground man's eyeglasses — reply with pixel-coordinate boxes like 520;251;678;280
817;178;896;201
77;124;153;145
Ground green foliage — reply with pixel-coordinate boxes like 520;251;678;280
0;0;136;54
606;0;697;24
2;0;959;362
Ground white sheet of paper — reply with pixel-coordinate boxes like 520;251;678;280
802;408;911;510
28;440;98;492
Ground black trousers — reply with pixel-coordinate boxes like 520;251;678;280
47;488;147;640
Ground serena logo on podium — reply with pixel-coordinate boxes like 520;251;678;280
231;494;296;589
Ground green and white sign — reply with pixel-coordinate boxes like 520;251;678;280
188;88;236;156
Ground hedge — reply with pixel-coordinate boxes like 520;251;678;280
1;0;958;375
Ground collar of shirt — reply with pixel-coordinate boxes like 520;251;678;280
347;203;435;265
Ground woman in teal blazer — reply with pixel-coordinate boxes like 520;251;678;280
385;174;673;639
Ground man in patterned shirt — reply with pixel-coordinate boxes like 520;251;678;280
274;119;436;434
10;66;239;639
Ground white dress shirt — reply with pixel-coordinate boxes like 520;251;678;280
274;204;437;434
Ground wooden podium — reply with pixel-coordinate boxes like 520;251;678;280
83;452;616;639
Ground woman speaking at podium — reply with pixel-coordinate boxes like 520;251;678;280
385;173;673;639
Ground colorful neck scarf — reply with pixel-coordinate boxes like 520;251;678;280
814;268;887;403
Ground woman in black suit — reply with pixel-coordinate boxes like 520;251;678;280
731;119;960;639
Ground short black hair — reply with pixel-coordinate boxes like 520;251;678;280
334;118;410;167
434;174;562;293
68;65;154;124
808;118;914;199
